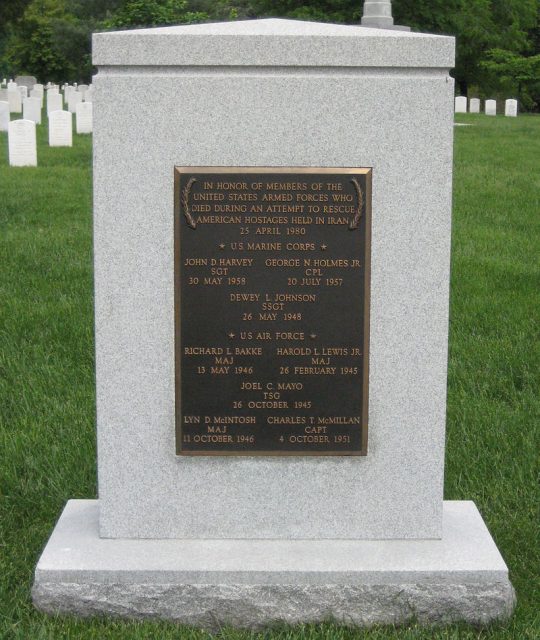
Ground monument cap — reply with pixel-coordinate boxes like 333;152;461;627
92;18;454;69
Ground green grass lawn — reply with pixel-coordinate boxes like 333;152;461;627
0;113;538;639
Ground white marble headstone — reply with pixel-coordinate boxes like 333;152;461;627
454;96;467;113
7;89;22;113
67;91;82;113
18;85;28;99
0;101;9;131
23;96;42;124
8;119;37;166
505;99;518;117
49;110;73;147
7;81;17;91
84;88;93;102
469;98;480;113
485;100;496;116
30;87;44;107
47;92;63;114
75;101;92;133
0;88;7;102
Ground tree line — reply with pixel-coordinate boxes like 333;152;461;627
1;1;538;110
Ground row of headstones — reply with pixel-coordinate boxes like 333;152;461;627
3;109;92;166
0;79;93;114
0;77;92;92
2;105;93;166
455;97;518;117
0;97;92;130
1;78;92;164
1;80;93;166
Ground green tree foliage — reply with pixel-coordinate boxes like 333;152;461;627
102;0;207;29
481;48;540;110
397;0;538;102
0;0;538;109
251;1;538;103
0;0;121;81
393;0;495;95
1;0;75;81
248;1;361;23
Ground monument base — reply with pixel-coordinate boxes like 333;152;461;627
32;500;514;630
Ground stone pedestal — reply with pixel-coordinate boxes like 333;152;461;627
33;18;514;626
33;501;514;629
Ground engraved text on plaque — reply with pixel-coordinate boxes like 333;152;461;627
174;167;371;455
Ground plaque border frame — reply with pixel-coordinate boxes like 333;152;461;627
174;166;372;456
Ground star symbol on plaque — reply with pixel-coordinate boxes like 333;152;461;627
228;332;235;338
320;244;327;251
219;243;226;250
309;333;317;339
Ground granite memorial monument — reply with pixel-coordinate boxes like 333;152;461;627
32;3;514;629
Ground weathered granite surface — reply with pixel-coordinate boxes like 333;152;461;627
32;581;515;630
32;501;515;629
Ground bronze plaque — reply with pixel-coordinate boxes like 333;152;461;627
174;167;371;455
